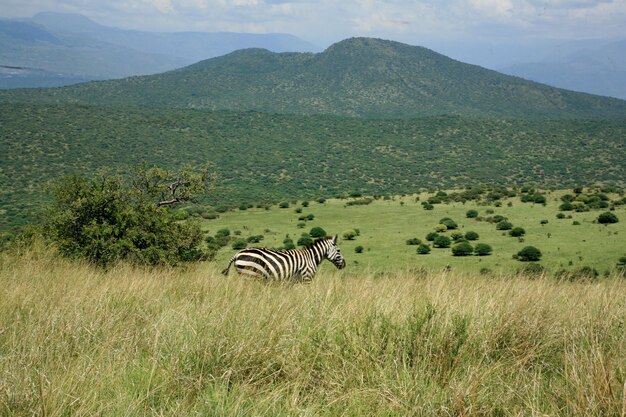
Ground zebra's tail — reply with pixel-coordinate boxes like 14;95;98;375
221;256;236;276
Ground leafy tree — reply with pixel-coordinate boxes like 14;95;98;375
451;242;473;256
433;235;452;248
597;212;619;224
425;232;439;242
465;231;479;241
517;246;542;262
474;243;492;256
310;226;327;238
42;165;213;267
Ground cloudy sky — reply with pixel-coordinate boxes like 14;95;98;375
2;0;626;65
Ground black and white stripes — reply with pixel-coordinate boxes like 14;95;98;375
221;235;346;282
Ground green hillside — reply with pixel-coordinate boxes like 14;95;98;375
3;38;626;119
2;103;625;229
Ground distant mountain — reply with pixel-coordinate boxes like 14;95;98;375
3;37;625;119
0;12;319;88
501;39;626;100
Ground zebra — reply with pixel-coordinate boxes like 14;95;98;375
221;235;346;282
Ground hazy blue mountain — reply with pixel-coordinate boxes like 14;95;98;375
500;39;626;100
3;37;625;119
0;12;319;88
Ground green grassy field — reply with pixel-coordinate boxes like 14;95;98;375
1;251;624;416
203;191;626;276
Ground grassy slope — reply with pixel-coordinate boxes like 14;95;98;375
205;192;626;275
1;252;624;416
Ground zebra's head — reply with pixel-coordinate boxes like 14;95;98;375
325;235;346;270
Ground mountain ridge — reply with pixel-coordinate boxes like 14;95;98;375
2;37;625;119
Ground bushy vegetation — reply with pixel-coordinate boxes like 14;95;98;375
2;104;626;230
517;246;542;262
40;165;212;267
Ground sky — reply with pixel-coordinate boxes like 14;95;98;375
2;0;626;66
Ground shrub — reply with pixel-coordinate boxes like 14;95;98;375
466;209;478;218
246;235;264;243
406;238;422;245
465;231;479;241
42;169;209;267
434;224;448;233
302;201;309;207
517;246;542;262
425;232;439;242
540;219;549;225
422;203;434;210
597;212;619;224
509;227;526;237
297;222;306;229
559;202;574;211
231;239;247;250
572;220;581;225
201;212;219;220
451;242;473;256
297;234;313;247
556;213;566;219
282;238;296;250
496;220;513;230
279;201;290;208
450;232;464;241
474;243;492;256
309;227;327;238
306;213;315;221
342;230;357;240
355;245;364;254
416;244;431;254
433;235;452;248
439;217;458;230
316;198;326;204
216;228;230;238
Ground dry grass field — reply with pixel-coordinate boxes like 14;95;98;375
1;248;625;416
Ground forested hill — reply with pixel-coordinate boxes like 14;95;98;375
3;37;626;119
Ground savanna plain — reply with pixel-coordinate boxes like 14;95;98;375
1;191;625;416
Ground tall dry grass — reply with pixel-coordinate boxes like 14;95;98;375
1;250;625;416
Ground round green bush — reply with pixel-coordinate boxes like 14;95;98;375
297;234;313;247
466;209;478;218
416;244;431;254
517;246;542;262
406;238;422;245
474;243;492;256
496;220;513;230
465;231;479;241
451;242;473;256
433;235;452;248
355;245;364;254
597;212;619;224
278;201;290;208
509;227;526;237
231;239;247;250
439;217;458;230
343;230;357;240
309;226;327;238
